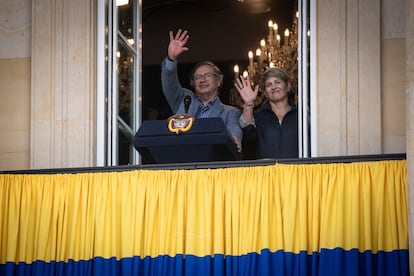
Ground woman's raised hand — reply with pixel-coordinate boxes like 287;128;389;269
234;74;259;106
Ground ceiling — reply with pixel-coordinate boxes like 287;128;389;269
142;0;278;18
140;0;296;64
143;0;244;10
143;0;239;10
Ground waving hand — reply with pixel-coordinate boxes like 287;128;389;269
234;74;259;106
168;29;190;60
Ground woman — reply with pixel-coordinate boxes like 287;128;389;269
234;67;298;159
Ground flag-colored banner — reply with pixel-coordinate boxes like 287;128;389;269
0;160;408;275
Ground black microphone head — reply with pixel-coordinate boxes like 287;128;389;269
184;95;191;105
184;95;192;114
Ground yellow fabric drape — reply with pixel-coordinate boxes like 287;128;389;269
0;160;407;265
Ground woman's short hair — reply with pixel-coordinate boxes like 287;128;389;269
261;67;290;90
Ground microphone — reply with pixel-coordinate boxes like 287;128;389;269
184;95;191;114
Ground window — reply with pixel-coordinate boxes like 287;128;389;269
97;0;142;166
97;0;311;165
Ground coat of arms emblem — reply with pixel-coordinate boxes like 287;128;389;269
167;114;194;134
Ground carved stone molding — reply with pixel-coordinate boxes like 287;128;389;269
315;0;381;156
30;0;96;168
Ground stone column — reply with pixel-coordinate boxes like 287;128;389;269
30;0;96;168
315;0;381;156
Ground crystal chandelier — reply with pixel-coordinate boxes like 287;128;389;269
230;10;299;109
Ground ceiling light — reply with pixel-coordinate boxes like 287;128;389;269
116;0;129;7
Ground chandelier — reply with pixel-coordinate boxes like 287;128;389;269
230;10;299;109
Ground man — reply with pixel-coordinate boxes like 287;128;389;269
161;29;242;151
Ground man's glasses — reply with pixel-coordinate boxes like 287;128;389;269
193;72;219;82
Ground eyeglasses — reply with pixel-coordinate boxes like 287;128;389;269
193;72;219;82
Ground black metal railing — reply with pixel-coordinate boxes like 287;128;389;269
1;153;406;175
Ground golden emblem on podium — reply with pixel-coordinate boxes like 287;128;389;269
167;114;194;134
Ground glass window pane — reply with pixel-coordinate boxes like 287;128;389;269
117;0;139;165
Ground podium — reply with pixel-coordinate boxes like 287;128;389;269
133;118;242;164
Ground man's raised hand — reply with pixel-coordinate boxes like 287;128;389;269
168;29;189;60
